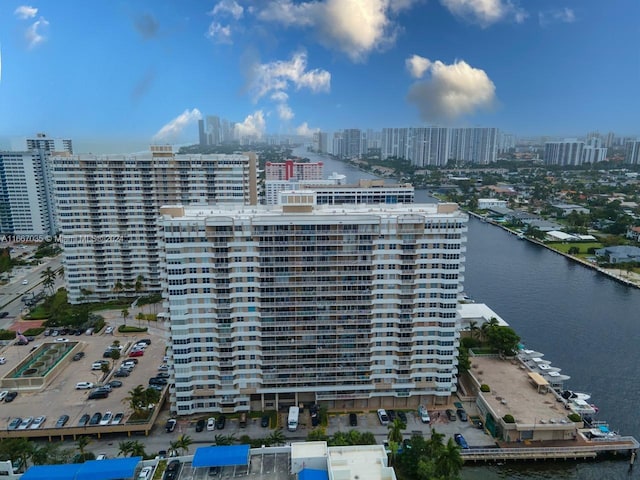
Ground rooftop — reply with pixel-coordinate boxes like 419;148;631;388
470;356;570;426
327;445;396;480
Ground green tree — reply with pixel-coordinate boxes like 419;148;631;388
121;308;129;326
267;429;286;446
109;348;121;369
40;266;57;294
387;418;405;444
117;440;133;457
307;428;329;442
173;434;193;455
485;325;521;356
135;275;144;293
76;436;92;459
123;385;147;416
136;311;145;326
129;441;147;458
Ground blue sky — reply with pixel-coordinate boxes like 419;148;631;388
0;0;638;151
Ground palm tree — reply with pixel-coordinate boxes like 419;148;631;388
40;266;56;294
117;440;133;457
214;434;236;446
113;280;124;295
123;385;146;416
136;311;145;326
135;275;144;293
434;437;464;478
469;320;480;341
173;434;193;455
121;308;129;326
387;440;400;467
387;417;405;445
76;436;92;460
129;441;147;458
267;429;286;446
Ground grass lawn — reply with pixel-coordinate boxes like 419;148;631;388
546;242;603;254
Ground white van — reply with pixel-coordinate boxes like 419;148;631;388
418;405;431;424
287;406;299;431
377;408;389;426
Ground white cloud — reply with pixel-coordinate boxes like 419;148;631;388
406;58;496;122
206;22;233;44
250;51;331;101
258;0;418;62
440;0;526;27
211;0;244;19
153;108;202;142
14;5;38;19
296;122;318;137
270;91;289;102
539;8;575;27
234;111;266;139
25;17;49;49
406;54;432;79
277;103;295;121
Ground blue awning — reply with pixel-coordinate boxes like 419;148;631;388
76;457;143;480
299;469;329;480
192;445;251;467
21;457;143;480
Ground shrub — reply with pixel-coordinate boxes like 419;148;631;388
23;327;46;336
480;384;491;393
567;413;582;423
502;414;515;423
0;330;16;340
118;325;148;333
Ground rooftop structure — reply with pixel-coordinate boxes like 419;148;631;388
327;445;396;480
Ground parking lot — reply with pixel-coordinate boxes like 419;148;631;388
0;325;167;435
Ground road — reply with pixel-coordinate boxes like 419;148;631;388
0;255;63;328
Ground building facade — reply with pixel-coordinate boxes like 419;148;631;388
544;139;584;166
160;197;467;415
52;146;258;303
625;140;640;165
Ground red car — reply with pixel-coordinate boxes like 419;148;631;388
129;350;144;357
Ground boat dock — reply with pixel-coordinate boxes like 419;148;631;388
461;436;639;462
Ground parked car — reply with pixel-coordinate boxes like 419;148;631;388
55;337;69;342
18;417;34;430
310;405;319;427
108;380;123;388
165;419;177;433
165;460;181;480
261;415;270;428
207;417;215;431
349;413;358;427
114;369;130;377
30;416;46;429
138;466;153;480
99;411;113;425
72;352;85;361
96;454;108;461
149;377;168;386
56;414;70;427
129;350;143;358
77;414;90;426
0;357;6;365
158;364;169;371
446;409;457;421
105;326;114;334
195;419;205;432
215;415;226;430
112;412;124;425
89;413;102;425
0;391;8;401
88;390;109;400
456;408;468;422
21;279;28;285
418;405;430;424
387;409;397;421
454;433;469;449
139;339;152;345
157;372;170;379
76;382;95;390
398;411;408;423
4;391;17;402
91;361;108;370
8;418;21;430
0;312;9;318
377;409;390;426
208;466;221;477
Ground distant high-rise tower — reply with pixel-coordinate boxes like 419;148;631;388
198;119;206;146
407;127;450;167
582;137;608;164
625;140;640;165
381;128;409;160
544;139;584;166
343;129;362;159
449;128;498;164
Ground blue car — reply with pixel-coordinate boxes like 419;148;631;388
454;433;469;449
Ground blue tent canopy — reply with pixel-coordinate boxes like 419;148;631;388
192;445;250;467
299;468;329;480
21;457;143;480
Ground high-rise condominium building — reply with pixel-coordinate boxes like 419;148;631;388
52;146;258;303
406;128;451;167
265;160;324;181
581;137;608;164
160;194;467;415
342;129;363;159
624;140;640;165
449;128;498;165
0;134;72;236
544;139;584;166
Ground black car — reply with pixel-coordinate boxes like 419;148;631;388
78;414;90;426
88;412;102;425
310;405;319;427
114;369;130;377
0;311;8;318
149;377;168;386
456;409;468;422
261;415;269;428
215;415;226;430
4;392;17;402
446;409;457;421
196;419;206;432
397;411;408;423
138;338;152;345
349;413;358;427
157;372;170;379
387;410;397;421
72;352;85;361
108;380;123;388
56;414;70;427
165;460;180;480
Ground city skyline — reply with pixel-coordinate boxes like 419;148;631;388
0;0;638;153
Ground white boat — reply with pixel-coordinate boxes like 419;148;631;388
561;390;591;401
